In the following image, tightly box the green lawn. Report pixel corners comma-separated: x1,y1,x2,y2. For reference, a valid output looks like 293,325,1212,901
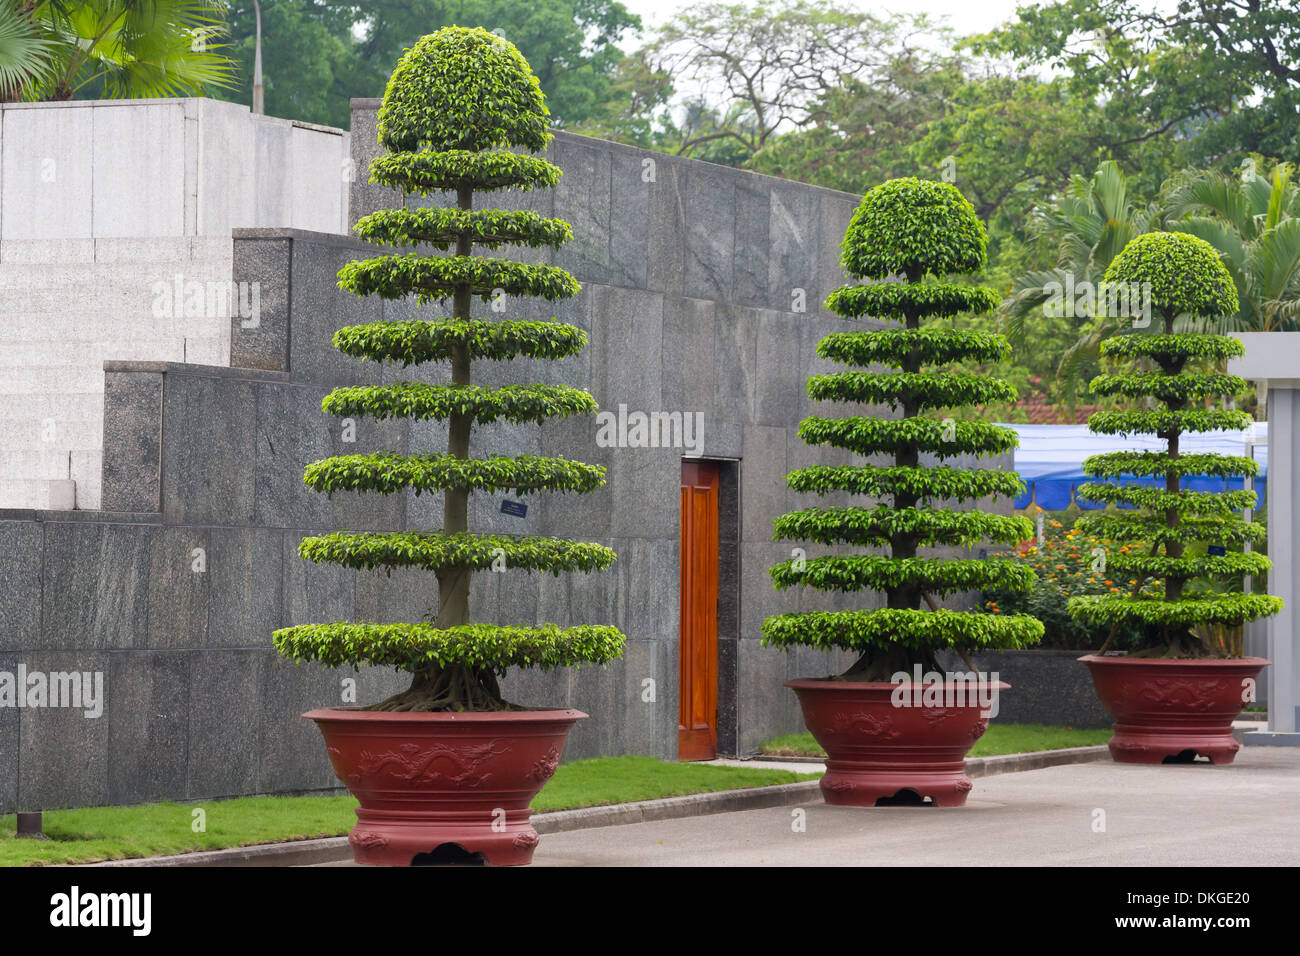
0,756,817,867
760,722,1113,758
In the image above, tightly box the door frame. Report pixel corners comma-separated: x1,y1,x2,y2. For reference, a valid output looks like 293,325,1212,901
677,456,740,759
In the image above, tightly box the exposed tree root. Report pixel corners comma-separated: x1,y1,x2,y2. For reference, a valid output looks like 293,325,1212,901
1124,631,1227,660
364,663,525,712
835,645,944,683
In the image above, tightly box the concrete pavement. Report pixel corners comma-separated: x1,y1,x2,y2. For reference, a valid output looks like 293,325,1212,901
525,747,1300,866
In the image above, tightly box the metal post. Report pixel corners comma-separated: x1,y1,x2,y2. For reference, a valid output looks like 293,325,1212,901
252,0,265,115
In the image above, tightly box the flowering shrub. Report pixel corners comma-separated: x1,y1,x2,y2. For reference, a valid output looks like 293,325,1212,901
980,510,1161,650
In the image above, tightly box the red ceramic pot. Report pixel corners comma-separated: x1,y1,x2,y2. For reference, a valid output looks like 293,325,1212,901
304,707,585,866
787,677,1008,807
1079,655,1268,765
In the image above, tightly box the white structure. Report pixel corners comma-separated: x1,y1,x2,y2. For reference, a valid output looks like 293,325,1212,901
1230,332,1300,744
0,98,351,509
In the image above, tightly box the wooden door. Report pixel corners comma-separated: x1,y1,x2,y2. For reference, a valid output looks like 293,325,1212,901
679,459,719,760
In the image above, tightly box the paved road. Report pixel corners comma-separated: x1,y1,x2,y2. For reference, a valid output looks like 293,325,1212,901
527,748,1300,867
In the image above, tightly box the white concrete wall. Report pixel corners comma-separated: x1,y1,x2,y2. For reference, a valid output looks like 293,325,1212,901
0,98,350,239
0,99,352,510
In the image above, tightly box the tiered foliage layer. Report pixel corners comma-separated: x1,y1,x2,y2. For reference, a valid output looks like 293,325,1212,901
273,28,625,710
762,178,1044,679
1069,231,1282,656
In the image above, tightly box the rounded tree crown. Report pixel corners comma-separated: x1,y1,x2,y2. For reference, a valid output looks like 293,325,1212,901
377,26,551,154
1102,231,1238,319
840,178,988,280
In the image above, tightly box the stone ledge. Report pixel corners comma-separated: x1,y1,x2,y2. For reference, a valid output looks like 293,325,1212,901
232,227,366,251
103,360,291,383
0,507,161,523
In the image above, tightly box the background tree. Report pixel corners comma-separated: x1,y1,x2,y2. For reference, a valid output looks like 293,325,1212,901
218,0,640,129
0,0,236,101
1164,160,1300,335
1068,231,1282,657
747,46,965,192
976,0,1300,168
761,178,1043,679
272,27,624,711
649,1,933,164
1163,160,1300,413
1000,161,1165,408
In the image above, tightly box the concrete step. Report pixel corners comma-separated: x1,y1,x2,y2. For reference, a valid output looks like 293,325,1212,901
0,338,189,367
1,311,226,338
70,449,101,511
0,423,102,452
0,448,75,479
0,396,104,451
0,478,76,510
0,338,227,371
0,393,103,421
2,289,216,315
0,261,229,290
0,237,228,265
1,366,107,395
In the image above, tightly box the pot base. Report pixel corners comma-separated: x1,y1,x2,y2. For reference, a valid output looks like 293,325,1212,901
1108,725,1242,765
821,760,973,807
348,808,540,867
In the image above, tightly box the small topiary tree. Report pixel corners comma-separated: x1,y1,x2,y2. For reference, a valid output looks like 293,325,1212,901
762,177,1044,679
272,27,625,710
1068,231,1282,655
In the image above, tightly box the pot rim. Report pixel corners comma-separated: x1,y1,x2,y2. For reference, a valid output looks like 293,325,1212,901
785,677,1011,692
301,706,588,722
1077,654,1270,667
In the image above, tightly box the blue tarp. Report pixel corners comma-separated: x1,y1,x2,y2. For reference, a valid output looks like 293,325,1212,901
996,423,1269,511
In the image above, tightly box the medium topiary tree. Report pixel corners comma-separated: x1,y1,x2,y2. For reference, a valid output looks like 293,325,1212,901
762,177,1044,679
272,26,625,710
1069,231,1282,655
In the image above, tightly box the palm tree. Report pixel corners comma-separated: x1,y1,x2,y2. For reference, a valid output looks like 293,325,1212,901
1163,161,1300,333
1000,160,1160,407
0,1,235,102
1162,161,1300,410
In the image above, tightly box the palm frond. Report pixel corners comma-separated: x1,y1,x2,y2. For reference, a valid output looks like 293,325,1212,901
0,4,60,100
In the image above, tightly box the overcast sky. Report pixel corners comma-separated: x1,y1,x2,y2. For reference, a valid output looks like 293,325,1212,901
619,0,1028,35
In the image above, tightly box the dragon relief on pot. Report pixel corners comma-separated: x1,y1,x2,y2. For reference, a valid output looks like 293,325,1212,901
826,710,903,740
921,708,957,727
349,830,389,850
326,745,364,789
526,745,562,784
1135,677,1231,711
356,740,513,787
512,831,541,850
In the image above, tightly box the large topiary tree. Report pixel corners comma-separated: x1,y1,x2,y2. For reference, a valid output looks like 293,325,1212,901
762,177,1044,679
273,26,625,710
1069,231,1282,655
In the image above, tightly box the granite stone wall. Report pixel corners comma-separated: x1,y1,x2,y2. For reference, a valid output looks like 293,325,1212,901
0,109,1065,813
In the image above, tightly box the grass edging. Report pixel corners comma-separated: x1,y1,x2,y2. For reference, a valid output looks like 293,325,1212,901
86,745,1112,867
